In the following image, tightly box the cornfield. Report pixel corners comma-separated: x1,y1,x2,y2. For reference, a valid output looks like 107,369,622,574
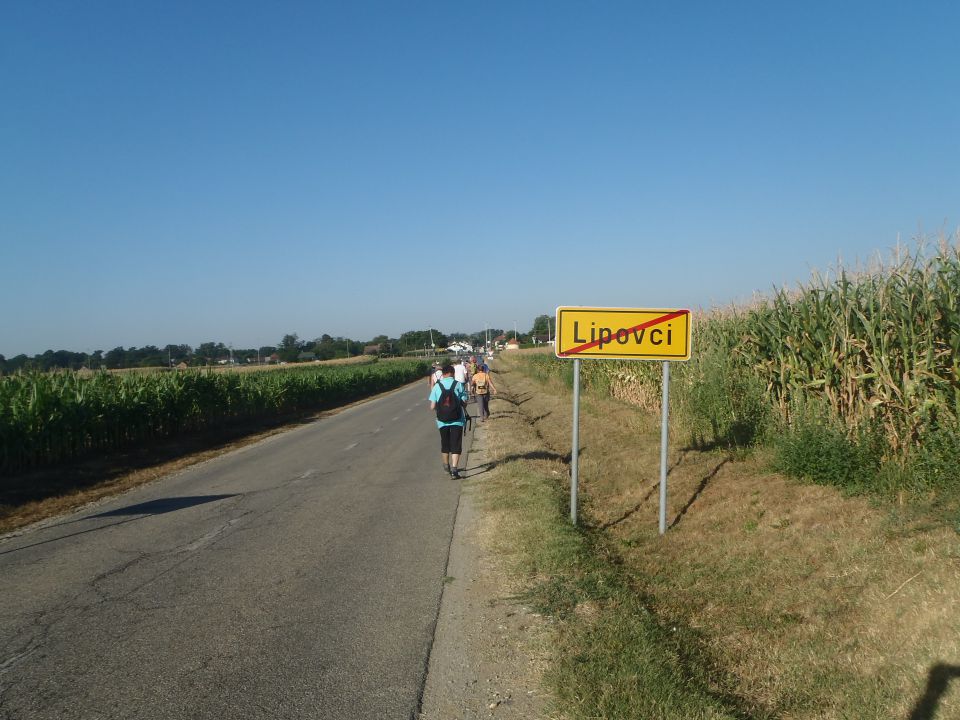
743,242,960,452
523,237,960,462
0,360,429,476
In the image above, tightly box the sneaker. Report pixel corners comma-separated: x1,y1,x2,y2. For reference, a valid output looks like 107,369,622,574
443,464,450,473
451,468,462,479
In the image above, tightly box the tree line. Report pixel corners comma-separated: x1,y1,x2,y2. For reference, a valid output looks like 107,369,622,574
0,321,563,373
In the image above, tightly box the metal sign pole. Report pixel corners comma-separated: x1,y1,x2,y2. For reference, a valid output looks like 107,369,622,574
555,307,692,531
658,360,670,535
571,358,581,525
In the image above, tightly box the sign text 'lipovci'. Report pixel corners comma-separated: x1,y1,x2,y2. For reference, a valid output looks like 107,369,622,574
555,307,692,361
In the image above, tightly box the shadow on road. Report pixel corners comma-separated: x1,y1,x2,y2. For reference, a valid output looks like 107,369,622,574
0,495,239,556
89,495,238,518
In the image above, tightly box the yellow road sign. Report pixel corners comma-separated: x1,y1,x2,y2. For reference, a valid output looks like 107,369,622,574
555,306,692,361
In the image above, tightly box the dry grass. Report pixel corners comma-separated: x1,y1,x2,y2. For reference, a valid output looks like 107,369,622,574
494,353,960,718
479,365,743,718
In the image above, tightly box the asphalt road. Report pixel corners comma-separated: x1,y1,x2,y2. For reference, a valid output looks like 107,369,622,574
0,381,470,720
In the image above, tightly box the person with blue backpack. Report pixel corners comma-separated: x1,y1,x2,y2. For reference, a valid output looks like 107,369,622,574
428,363,469,478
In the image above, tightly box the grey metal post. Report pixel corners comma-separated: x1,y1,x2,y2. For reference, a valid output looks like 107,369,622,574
658,361,670,535
571,358,581,525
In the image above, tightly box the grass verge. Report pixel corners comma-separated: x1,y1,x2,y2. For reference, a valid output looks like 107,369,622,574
479,369,746,719
478,354,960,719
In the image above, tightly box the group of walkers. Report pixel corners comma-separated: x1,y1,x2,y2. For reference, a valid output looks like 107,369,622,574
427,356,497,479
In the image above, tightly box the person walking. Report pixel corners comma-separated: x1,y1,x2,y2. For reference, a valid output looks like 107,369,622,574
454,357,468,387
427,361,442,388
429,364,469,478
471,363,497,422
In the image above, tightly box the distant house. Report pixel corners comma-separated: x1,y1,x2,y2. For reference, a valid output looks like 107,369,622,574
364,344,382,356
176,361,189,370
504,339,521,350
269,353,280,364
298,351,318,362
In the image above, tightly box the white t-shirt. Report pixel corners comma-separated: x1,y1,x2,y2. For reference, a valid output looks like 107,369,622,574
454,363,468,383
432,369,443,384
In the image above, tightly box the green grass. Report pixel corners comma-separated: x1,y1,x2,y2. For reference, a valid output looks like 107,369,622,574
480,462,747,719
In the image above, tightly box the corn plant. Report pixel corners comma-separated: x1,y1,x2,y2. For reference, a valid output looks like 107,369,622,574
516,236,960,465
0,360,429,476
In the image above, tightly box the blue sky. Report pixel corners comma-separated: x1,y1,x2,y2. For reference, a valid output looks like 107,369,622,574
2,1,958,356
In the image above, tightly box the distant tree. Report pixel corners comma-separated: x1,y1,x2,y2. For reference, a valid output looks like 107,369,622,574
5,354,30,373
365,335,398,356
230,347,258,364
162,344,192,366
136,345,164,367
278,333,304,362
398,329,448,354
530,315,553,337
309,336,363,360
312,339,336,361
32,349,87,371
104,347,126,369
468,329,504,349
195,342,227,365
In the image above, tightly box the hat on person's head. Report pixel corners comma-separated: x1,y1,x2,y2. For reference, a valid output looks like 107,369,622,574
481,364,489,372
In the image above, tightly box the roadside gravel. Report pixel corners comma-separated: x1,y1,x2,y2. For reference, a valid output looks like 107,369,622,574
419,420,551,720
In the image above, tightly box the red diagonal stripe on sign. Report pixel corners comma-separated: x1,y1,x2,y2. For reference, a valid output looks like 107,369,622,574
559,310,688,356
